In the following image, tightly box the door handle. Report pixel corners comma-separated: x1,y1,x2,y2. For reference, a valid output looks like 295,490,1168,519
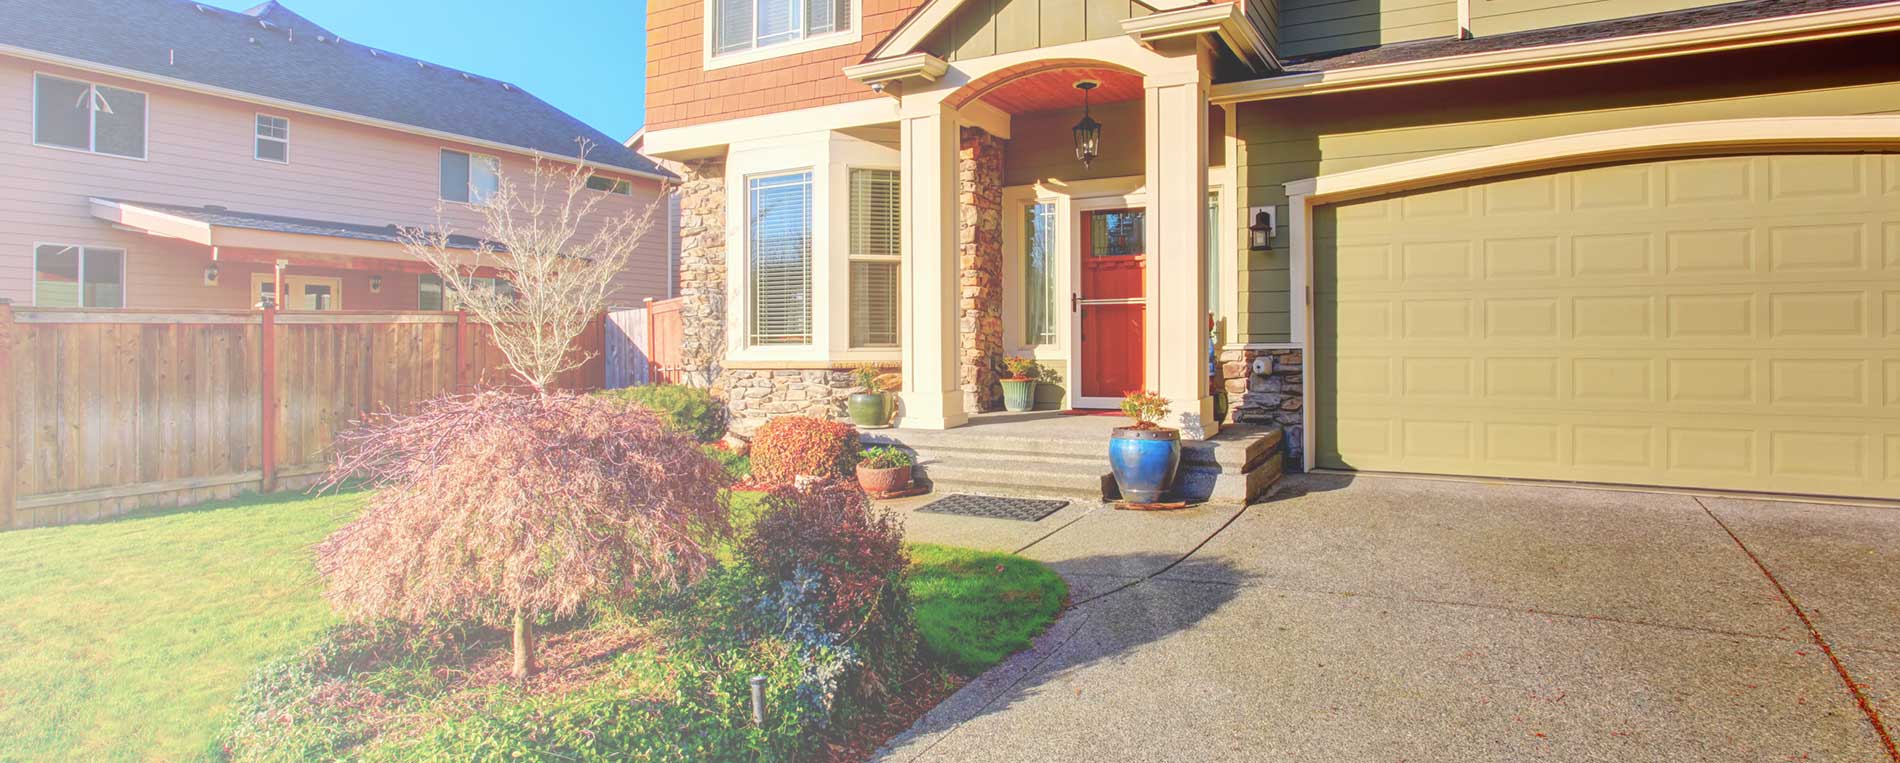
1072,292,1080,313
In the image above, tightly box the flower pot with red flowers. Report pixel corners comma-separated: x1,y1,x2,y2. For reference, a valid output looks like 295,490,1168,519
1108,390,1179,504
855,445,915,494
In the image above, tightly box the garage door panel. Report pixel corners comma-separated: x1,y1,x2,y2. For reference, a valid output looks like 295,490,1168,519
1317,152,1900,500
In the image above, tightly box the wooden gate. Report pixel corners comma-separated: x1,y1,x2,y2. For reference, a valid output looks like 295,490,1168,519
646,297,685,385
602,297,686,388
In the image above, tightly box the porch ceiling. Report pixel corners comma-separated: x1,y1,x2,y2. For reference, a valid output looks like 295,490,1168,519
977,67,1144,114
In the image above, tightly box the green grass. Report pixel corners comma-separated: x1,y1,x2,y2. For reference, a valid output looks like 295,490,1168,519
907,543,1068,674
0,490,363,763
0,491,1064,762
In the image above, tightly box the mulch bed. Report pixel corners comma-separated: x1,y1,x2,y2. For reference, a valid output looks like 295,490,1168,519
820,667,968,763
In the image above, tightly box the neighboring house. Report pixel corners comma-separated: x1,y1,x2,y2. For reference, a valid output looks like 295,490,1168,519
642,0,1900,501
0,0,673,314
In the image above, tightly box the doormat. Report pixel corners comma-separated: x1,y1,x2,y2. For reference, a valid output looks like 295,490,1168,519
916,494,1068,522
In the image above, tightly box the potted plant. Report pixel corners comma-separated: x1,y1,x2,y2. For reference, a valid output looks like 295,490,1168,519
1108,390,1180,504
855,445,915,495
846,363,893,428
1001,356,1057,412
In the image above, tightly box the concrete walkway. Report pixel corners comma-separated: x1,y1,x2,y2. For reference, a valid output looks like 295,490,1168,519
879,474,1900,763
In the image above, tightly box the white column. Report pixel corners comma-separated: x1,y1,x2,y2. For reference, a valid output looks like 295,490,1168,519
1145,66,1215,438
897,104,967,429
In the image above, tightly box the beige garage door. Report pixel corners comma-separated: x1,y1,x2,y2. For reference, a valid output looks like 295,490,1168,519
1315,152,1900,500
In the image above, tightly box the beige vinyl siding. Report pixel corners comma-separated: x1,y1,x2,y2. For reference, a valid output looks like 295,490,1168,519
1003,100,1144,186
1469,0,1721,37
1314,152,1900,499
1277,0,1457,59
0,55,669,309
1233,36,1900,343
925,0,1151,60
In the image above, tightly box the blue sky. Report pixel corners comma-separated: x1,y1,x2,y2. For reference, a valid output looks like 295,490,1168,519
207,0,649,139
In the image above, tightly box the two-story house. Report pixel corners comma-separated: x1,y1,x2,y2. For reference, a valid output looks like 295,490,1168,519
642,0,1900,501
1,0,672,315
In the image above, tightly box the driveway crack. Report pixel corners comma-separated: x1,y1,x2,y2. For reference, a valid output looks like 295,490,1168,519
1697,496,1898,762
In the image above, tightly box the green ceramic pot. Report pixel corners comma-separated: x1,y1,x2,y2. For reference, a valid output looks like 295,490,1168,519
847,392,892,428
1001,379,1037,412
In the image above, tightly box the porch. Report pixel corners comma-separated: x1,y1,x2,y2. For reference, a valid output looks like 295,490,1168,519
863,411,1285,504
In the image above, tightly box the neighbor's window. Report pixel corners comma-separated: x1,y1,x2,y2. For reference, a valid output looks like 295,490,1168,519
748,171,813,346
1023,202,1056,345
440,149,500,203
255,114,289,163
34,244,124,307
714,0,851,55
586,175,633,195
34,74,146,159
419,273,515,309
848,169,899,348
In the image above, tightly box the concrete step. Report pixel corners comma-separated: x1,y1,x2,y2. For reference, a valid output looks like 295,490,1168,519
908,453,1111,501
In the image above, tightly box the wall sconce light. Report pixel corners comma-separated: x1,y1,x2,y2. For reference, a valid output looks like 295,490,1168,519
203,262,220,286
369,274,383,293
1071,80,1101,168
1247,206,1276,251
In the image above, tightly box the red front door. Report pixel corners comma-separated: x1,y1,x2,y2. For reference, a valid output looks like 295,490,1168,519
1079,208,1145,401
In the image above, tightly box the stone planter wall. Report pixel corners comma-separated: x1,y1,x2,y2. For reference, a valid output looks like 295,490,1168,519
957,127,1005,414
717,364,901,436
1221,348,1305,469
662,156,728,387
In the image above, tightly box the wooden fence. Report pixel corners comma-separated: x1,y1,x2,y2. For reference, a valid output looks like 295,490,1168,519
0,305,604,530
602,296,686,389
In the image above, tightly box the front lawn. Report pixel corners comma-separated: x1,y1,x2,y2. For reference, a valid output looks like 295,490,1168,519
0,489,1063,762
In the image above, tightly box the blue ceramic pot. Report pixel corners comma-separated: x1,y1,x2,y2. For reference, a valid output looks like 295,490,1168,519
1108,426,1181,504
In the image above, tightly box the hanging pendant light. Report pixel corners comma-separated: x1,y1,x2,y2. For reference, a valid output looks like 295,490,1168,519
1072,80,1101,168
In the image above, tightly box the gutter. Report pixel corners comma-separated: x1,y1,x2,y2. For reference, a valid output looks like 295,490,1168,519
1210,0,1900,104
1,43,674,183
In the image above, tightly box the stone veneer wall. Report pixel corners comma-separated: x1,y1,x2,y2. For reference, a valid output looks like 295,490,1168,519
957,127,1005,413
1221,347,1305,469
663,156,728,387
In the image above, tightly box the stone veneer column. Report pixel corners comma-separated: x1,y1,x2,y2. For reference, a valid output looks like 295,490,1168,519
1222,348,1305,469
660,156,727,388
957,127,1005,414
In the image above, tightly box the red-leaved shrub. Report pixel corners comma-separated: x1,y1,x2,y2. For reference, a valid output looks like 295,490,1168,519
747,480,909,635
316,390,732,678
749,416,860,485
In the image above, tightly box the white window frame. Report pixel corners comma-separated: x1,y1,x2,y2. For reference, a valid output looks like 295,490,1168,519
845,165,900,349
743,168,817,348
439,148,501,204
254,113,290,163
31,72,149,161
702,0,862,71
32,242,128,307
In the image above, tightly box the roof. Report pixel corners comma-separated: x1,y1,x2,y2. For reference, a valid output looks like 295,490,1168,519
99,198,490,250
1283,0,1898,72
0,0,667,178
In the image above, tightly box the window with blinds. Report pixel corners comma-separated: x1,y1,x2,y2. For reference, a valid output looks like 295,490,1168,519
1023,202,1057,345
848,169,900,348
749,171,814,346
714,0,851,55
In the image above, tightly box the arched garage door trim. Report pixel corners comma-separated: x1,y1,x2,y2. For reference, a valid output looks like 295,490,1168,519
1282,115,1900,471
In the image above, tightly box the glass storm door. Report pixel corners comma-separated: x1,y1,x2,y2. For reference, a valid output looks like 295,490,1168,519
1078,208,1145,404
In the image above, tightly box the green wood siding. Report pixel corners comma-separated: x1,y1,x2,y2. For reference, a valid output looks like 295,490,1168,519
1471,0,1723,37
1277,0,1456,59
1232,38,1900,343
925,0,1150,60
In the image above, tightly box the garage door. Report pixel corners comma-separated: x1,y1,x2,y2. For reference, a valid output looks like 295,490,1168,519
1315,152,1900,500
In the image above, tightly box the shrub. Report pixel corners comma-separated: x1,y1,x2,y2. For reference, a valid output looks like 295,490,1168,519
858,445,913,469
702,442,751,480
317,391,732,680
597,383,727,443
1120,390,1171,429
749,416,860,485
849,363,882,391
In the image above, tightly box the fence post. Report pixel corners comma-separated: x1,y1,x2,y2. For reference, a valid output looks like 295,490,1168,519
642,297,656,384
454,309,469,389
0,299,14,530
259,305,278,493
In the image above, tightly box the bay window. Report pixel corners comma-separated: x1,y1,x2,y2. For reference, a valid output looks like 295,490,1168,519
748,171,813,346
847,169,899,348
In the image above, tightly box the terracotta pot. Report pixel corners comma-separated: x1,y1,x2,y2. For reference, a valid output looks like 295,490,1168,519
856,462,913,494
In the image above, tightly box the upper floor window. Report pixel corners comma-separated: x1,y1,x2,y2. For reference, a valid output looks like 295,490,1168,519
586,174,633,195
34,74,146,159
255,115,289,163
714,0,851,56
748,171,813,346
34,244,124,307
848,168,899,348
440,149,500,204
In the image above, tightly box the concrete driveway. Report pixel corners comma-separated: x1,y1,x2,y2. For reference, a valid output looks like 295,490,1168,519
881,473,1900,762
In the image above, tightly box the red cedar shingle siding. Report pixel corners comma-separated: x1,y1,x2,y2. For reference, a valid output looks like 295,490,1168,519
644,0,929,131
